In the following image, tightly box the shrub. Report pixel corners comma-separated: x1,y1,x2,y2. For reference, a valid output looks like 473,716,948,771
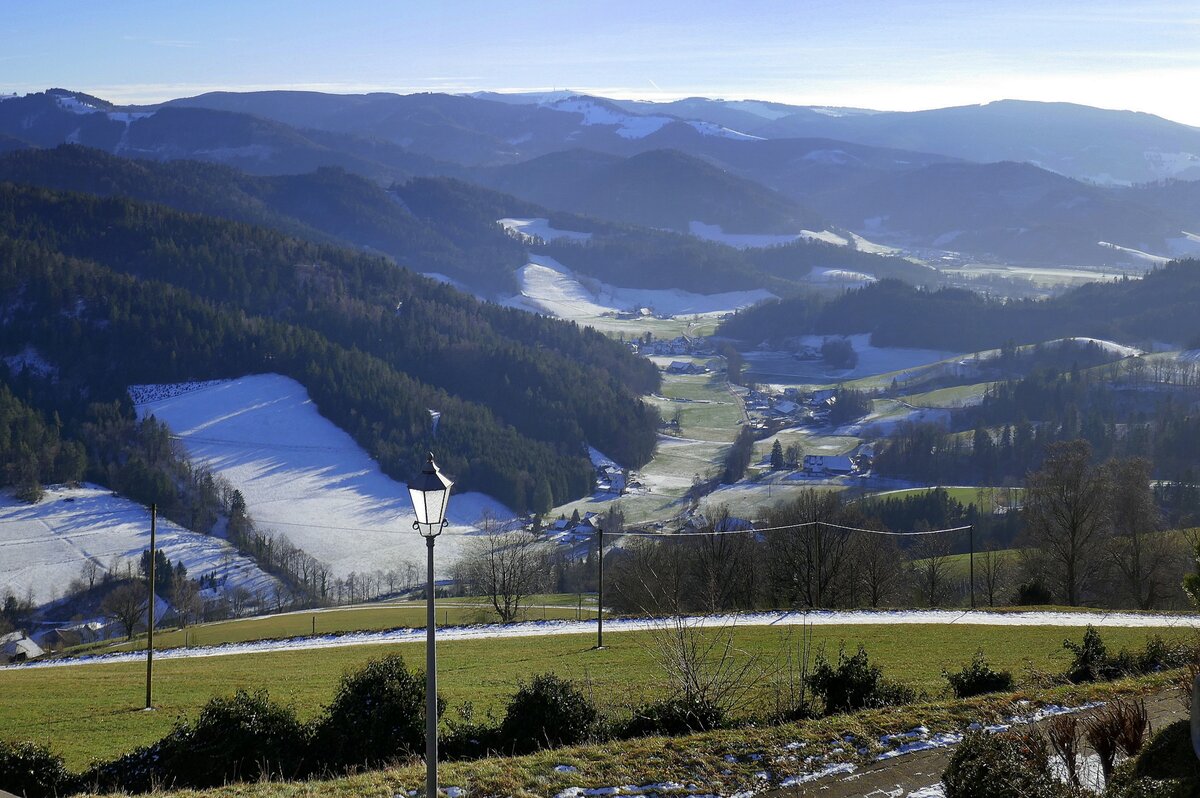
1011,581,1053,605
1063,625,1120,683
1103,719,1200,798
621,696,725,737
88,689,308,791
944,650,1014,698
0,739,71,798
311,654,438,770
808,645,911,714
498,673,598,754
942,729,1070,798
442,701,500,760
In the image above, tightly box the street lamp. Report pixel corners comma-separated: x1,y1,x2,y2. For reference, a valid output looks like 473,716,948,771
407,452,453,798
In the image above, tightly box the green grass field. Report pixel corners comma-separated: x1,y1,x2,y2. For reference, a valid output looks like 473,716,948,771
2,622,1189,768
68,595,603,655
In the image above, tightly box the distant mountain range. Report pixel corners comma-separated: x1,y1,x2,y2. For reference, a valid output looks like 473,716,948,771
3,87,1200,270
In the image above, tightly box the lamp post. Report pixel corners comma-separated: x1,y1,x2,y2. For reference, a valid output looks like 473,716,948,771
407,452,453,798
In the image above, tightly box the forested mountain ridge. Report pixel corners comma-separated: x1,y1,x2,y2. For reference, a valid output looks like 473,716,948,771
477,148,827,234
0,234,595,513
0,181,663,505
719,261,1200,351
0,146,528,294
0,145,927,296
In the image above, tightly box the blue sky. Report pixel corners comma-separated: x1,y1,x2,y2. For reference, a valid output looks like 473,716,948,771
4,0,1199,124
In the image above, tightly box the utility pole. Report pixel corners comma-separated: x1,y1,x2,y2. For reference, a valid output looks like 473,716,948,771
815,522,823,609
596,523,604,649
969,525,976,609
146,503,156,710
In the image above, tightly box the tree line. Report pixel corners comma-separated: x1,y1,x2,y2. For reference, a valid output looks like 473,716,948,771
719,263,1200,351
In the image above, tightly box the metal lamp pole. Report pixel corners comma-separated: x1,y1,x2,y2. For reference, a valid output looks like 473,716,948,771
408,453,453,798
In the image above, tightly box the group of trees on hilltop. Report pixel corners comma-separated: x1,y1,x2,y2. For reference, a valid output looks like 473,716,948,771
875,364,1200,492
720,262,1200,350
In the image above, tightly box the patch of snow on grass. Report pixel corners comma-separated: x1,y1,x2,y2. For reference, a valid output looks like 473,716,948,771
778,762,856,786
132,375,511,580
498,217,593,243
0,484,277,606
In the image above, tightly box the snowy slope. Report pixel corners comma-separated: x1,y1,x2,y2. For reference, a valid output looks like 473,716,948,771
506,254,775,320
498,217,593,243
547,97,673,139
0,484,277,606
132,375,511,579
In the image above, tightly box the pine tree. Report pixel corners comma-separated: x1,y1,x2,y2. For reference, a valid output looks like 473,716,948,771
770,439,785,470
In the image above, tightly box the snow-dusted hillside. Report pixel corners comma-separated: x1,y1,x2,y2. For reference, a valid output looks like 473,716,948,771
506,254,775,320
498,217,593,243
0,484,276,606
132,375,511,579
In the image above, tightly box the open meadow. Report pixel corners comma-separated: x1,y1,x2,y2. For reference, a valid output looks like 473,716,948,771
3,621,1192,768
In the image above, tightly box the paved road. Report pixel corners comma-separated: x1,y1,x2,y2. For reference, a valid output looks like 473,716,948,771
771,690,1184,797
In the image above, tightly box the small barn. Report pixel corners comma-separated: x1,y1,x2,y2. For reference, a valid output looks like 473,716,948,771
1,631,44,663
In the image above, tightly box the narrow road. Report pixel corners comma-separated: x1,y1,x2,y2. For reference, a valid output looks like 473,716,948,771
771,690,1184,797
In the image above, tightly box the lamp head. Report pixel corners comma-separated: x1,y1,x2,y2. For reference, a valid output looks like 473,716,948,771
407,452,453,537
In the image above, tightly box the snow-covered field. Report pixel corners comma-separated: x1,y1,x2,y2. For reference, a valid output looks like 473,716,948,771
743,334,960,385
687,221,861,250
806,267,877,288
1097,240,1171,265
836,404,952,436
0,484,276,606
14,607,1199,669
132,375,511,580
506,254,775,320
498,217,593,243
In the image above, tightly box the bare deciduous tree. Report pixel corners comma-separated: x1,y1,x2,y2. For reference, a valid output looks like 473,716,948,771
911,532,954,607
687,505,757,612
460,515,549,622
1022,440,1110,606
764,489,852,608
102,582,148,640
1105,457,1173,609
853,533,905,608
979,545,1008,607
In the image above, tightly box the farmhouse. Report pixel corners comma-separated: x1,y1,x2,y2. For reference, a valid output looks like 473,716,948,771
1,630,44,663
802,454,856,476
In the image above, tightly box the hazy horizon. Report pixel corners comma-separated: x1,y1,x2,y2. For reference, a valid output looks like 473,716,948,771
3,0,1199,126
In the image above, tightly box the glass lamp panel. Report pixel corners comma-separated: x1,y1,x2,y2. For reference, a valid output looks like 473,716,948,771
408,486,431,525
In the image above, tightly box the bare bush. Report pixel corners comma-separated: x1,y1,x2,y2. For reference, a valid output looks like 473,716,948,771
1046,714,1081,787
644,613,766,722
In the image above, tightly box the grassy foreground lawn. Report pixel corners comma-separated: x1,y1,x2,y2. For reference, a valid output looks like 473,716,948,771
2,622,1191,768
